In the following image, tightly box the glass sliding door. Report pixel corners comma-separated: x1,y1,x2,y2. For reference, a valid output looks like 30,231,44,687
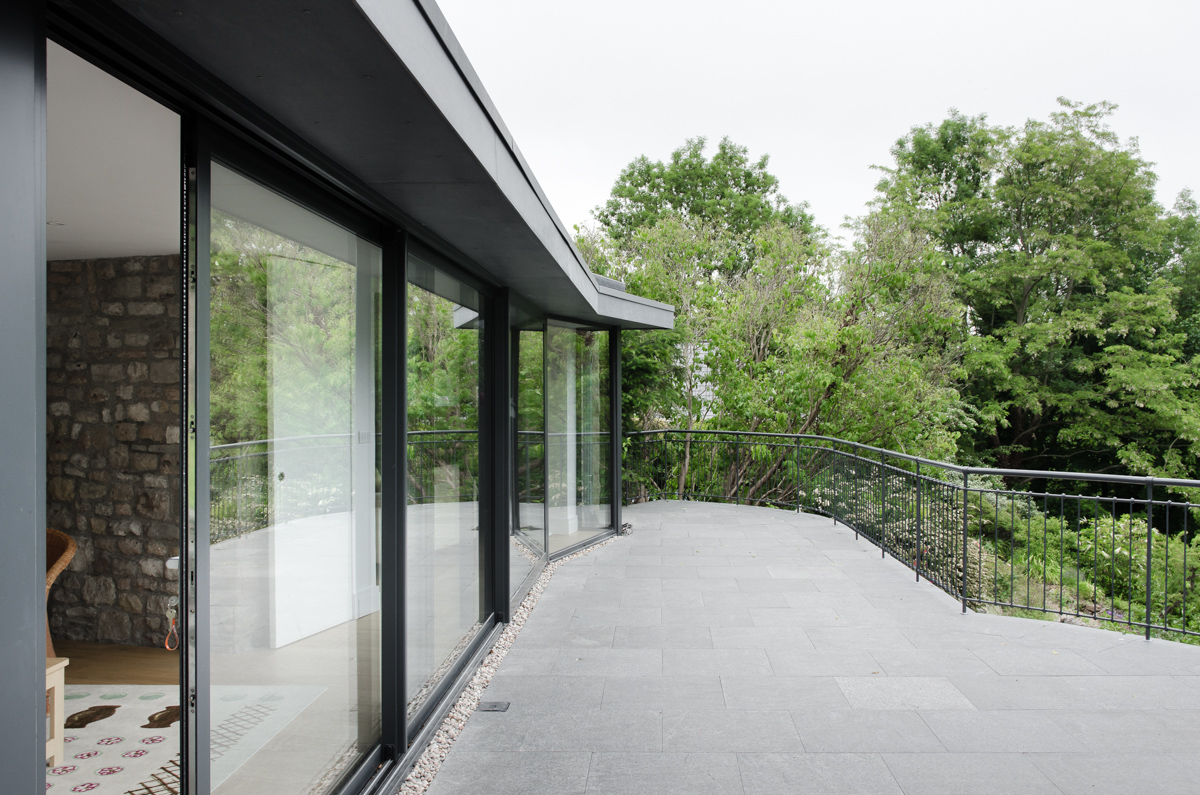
511,324,546,594
208,163,382,795
546,324,612,554
405,252,484,724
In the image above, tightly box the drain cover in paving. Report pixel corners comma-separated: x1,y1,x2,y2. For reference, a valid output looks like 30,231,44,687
478,702,510,712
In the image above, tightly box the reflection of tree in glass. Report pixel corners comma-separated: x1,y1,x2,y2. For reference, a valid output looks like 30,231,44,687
545,327,610,512
515,331,545,508
210,211,356,443
406,284,481,503
209,211,357,537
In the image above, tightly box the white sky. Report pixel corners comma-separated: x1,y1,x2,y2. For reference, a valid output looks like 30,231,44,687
435,0,1198,240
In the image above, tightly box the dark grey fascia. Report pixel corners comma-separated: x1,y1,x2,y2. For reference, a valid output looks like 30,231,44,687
106,0,674,330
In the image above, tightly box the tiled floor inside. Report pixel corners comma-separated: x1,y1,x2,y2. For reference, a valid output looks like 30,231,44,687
428,500,1200,795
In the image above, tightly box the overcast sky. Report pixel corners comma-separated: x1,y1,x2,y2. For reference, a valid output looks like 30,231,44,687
435,0,1198,240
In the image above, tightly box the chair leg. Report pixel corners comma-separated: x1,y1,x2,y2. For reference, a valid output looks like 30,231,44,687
46,614,56,658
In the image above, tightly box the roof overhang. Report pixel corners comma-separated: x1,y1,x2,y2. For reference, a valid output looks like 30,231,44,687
105,0,673,330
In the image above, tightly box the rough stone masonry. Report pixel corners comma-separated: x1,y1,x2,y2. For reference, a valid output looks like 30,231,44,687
46,254,182,647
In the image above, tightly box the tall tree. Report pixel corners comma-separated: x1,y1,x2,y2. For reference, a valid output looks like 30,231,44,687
877,99,1200,478
594,136,818,266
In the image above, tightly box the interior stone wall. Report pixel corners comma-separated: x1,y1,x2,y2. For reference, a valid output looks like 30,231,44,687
46,254,182,647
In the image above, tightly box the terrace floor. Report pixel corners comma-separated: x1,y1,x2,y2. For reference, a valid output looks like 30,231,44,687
428,501,1200,795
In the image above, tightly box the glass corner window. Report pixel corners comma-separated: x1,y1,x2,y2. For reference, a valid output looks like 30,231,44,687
546,324,612,554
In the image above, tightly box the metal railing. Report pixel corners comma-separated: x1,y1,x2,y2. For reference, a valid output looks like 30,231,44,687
209,433,356,544
407,430,480,505
624,429,1200,640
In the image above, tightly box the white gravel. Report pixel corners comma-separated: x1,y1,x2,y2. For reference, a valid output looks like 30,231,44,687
396,536,617,794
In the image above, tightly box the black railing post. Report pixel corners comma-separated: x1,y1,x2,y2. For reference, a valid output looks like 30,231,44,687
915,462,922,582
851,449,858,534
1145,479,1154,640
961,470,969,613
734,435,741,506
880,450,887,558
831,446,838,527
794,435,801,513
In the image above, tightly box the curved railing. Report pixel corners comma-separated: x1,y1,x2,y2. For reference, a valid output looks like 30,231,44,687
210,434,357,543
624,429,1200,641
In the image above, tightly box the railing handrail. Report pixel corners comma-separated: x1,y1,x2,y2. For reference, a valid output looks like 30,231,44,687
211,433,354,453
626,429,1200,490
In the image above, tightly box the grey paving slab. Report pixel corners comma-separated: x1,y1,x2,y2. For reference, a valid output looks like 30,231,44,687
660,577,742,592
572,606,661,627
702,591,791,609
581,578,662,593
496,645,560,676
768,565,854,580
806,627,918,650
620,589,705,609
792,709,946,752
626,566,699,579
898,625,1022,650
584,753,745,795
1046,708,1200,752
663,648,774,677
612,625,713,649
709,626,817,651
749,606,842,627
722,676,851,711
425,751,590,795
701,565,773,578
881,752,1062,795
601,675,726,710
1079,637,1200,675
835,677,976,710
518,624,616,649
767,649,885,677
428,502,1200,795
551,648,663,677
951,674,1200,710
869,649,998,678
481,675,607,712
520,710,663,752
661,606,755,627
736,577,823,593
971,645,1110,676
738,753,903,794
1016,621,1143,651
663,709,803,752
1030,752,1200,795
919,709,1086,752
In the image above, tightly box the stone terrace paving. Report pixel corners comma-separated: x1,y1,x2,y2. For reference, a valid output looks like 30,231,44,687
428,501,1200,795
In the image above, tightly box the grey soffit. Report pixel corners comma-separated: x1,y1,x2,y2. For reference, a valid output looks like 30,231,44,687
110,0,673,330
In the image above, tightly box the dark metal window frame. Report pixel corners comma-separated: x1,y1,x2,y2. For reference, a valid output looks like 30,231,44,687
543,318,622,561
9,2,629,793
31,18,506,795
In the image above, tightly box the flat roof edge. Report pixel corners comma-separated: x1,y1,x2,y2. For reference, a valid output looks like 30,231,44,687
595,285,675,330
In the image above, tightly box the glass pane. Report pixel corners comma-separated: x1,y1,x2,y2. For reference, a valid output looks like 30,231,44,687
546,325,611,554
405,254,484,724
512,327,545,592
208,163,382,795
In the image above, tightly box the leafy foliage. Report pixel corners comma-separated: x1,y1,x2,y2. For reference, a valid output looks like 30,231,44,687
594,136,818,271
876,100,1200,478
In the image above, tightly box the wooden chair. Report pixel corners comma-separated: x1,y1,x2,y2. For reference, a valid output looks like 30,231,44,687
46,528,76,658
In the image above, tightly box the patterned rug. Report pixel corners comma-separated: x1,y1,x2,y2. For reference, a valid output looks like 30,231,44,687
49,685,324,794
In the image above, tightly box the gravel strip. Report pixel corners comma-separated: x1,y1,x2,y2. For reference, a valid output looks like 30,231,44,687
397,535,618,794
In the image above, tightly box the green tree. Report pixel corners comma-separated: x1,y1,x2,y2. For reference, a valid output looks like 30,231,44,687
594,136,818,264
707,212,965,459
877,99,1200,478
1164,190,1200,358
